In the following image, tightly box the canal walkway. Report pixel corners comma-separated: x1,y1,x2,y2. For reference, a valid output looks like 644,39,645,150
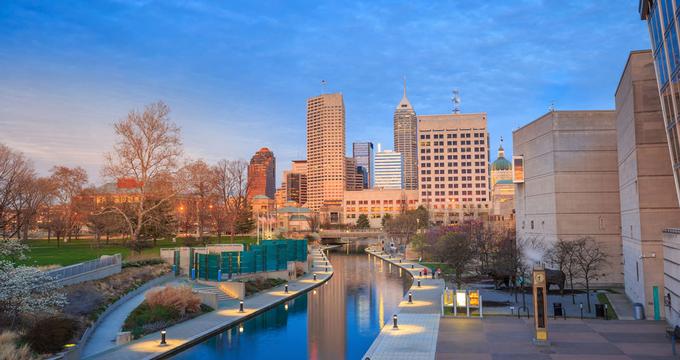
362,249,444,360
86,246,334,360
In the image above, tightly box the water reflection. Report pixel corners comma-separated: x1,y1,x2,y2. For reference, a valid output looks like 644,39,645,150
172,244,410,360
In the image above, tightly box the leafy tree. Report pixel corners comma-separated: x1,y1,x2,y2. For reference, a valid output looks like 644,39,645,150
356,214,370,229
414,205,429,229
235,203,254,234
0,239,29,263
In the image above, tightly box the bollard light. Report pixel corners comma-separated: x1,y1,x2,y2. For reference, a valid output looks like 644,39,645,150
604,304,609,320
285,284,289,293
408,292,413,304
326,267,328,272
411,264,414,269
417,279,421,287
579,303,584,319
392,314,398,329
160,330,167,345
314,273,317,281
419,271,422,277
239,300,244,313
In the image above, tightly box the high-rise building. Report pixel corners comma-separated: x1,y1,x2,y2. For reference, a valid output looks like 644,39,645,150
352,141,373,188
640,1,680,206
616,50,680,320
417,113,490,225
284,160,307,206
246,147,276,201
374,144,403,189
394,82,418,190
345,157,364,191
306,93,345,211
514,110,622,286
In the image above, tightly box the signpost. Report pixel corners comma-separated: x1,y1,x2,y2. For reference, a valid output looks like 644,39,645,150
532,266,549,345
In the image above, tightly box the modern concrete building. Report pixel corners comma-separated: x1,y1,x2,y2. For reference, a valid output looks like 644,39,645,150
616,49,680,320
417,113,490,225
247,147,276,201
353,141,373,188
639,1,680,325
513,110,623,286
306,93,346,211
490,142,515,225
374,145,403,190
394,83,418,190
343,189,419,228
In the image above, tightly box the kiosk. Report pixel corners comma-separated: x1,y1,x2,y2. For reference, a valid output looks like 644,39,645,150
532,266,549,345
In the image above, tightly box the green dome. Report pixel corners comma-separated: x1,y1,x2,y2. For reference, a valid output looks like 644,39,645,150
492,156,511,171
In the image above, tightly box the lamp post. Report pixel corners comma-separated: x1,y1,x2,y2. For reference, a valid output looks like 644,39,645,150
408,292,413,304
313,273,317,281
284,284,289,294
239,300,244,313
392,314,398,329
160,330,167,346
417,279,421,288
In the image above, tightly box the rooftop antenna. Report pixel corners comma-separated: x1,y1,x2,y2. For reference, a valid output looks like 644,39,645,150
403,75,407,97
452,89,461,114
321,79,327,93
548,100,556,112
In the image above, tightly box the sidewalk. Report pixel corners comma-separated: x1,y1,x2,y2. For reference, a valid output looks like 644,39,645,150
362,249,444,360
82,278,183,358
86,247,334,360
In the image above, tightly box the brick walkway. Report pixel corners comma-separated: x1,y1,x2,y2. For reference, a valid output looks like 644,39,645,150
86,247,333,360
362,249,444,360
436,317,675,359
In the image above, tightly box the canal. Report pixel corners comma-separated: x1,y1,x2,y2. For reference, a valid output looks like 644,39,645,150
171,244,410,360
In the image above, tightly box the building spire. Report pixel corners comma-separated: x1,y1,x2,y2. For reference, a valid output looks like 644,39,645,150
403,75,407,97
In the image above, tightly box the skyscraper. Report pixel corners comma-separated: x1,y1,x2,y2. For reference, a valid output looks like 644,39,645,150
417,113,489,224
247,147,276,201
306,93,346,211
374,144,403,189
394,81,418,190
345,157,364,191
284,160,307,206
352,141,373,188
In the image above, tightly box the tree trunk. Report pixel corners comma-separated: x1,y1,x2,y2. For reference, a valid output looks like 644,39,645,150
585,275,592,313
570,274,575,304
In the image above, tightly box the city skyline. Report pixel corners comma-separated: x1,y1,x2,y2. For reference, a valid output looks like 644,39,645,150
0,1,648,186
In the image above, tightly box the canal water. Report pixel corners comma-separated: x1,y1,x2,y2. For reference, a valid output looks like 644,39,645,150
171,244,410,360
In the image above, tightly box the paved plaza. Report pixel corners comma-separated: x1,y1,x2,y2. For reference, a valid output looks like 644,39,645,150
436,317,676,360
362,249,445,360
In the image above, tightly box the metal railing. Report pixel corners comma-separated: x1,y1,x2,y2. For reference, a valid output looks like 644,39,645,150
45,253,122,281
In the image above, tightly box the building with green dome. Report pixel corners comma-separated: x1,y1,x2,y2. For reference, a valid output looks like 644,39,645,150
490,141,514,224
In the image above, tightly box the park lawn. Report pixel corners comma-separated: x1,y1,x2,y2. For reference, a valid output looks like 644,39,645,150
20,235,259,267
420,261,453,274
596,293,619,320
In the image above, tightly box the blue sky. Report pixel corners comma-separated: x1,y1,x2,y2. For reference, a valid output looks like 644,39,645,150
0,1,649,185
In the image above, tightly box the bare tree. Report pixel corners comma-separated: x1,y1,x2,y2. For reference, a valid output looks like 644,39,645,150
101,101,184,245
0,144,34,239
545,239,581,301
183,160,215,242
212,159,249,241
433,230,475,287
306,212,321,233
11,176,53,240
49,166,88,242
573,237,608,312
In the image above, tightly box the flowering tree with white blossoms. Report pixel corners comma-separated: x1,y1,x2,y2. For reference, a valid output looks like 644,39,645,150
0,240,66,327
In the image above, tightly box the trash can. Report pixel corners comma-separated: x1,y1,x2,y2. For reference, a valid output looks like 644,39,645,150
595,304,605,318
633,303,645,320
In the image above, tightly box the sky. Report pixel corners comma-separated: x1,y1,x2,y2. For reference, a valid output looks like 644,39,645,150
0,0,649,186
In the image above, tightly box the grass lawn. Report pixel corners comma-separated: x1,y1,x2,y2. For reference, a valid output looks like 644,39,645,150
19,235,258,267
420,261,453,274
596,293,619,320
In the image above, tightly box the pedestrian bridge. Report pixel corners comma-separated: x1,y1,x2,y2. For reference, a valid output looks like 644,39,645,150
319,228,384,242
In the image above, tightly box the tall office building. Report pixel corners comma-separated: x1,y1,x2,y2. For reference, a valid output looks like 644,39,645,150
374,144,403,189
417,113,490,225
246,147,276,201
352,141,373,188
306,93,346,211
284,160,307,206
640,1,680,206
345,157,364,191
394,83,418,190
